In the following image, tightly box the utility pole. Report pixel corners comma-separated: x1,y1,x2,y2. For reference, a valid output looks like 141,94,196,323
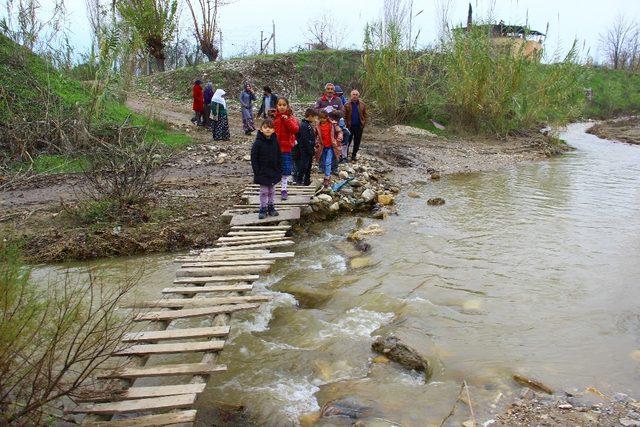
272,20,276,54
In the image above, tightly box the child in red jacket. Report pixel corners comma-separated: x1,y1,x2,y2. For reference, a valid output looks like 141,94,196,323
271,97,299,200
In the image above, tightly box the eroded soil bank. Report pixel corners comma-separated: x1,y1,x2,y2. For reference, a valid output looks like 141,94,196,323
587,116,640,145
0,91,567,263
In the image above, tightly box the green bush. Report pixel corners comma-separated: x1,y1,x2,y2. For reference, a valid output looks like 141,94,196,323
582,66,640,118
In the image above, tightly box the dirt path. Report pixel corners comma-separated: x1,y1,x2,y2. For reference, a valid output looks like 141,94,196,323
1,91,566,263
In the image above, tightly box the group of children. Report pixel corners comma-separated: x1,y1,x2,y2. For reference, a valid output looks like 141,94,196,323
250,97,351,219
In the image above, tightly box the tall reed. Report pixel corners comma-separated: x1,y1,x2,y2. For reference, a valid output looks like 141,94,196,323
441,25,584,135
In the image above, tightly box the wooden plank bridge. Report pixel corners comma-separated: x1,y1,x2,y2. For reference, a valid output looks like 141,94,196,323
70,183,313,426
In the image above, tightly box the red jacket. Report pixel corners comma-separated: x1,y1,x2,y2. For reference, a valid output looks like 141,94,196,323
273,110,299,153
192,84,204,112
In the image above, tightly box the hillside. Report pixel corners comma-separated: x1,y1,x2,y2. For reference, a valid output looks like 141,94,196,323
135,50,363,101
0,34,190,173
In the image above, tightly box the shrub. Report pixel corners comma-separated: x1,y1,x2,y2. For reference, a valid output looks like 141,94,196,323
0,242,135,424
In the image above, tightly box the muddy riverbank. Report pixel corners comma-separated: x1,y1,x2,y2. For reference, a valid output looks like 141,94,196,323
0,91,565,264
587,116,640,145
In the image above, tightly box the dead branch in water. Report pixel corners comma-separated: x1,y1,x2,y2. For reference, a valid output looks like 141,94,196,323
439,381,465,427
464,380,476,427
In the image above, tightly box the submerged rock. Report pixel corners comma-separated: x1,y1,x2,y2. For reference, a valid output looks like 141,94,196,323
427,197,445,206
407,191,420,198
350,257,373,269
371,334,432,379
320,397,375,419
430,171,441,180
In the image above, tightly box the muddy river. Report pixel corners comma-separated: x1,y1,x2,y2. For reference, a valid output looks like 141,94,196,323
33,123,640,426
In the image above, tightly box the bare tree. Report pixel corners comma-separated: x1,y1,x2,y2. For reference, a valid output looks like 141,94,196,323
1,0,67,51
0,242,137,425
184,0,230,61
600,14,637,70
306,13,346,50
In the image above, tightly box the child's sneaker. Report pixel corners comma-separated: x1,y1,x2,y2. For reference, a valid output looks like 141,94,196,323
258,207,267,220
281,190,288,200
323,177,330,188
267,204,279,216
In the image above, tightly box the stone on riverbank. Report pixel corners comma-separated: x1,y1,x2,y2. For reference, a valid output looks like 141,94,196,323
371,334,432,379
377,194,394,206
361,188,376,202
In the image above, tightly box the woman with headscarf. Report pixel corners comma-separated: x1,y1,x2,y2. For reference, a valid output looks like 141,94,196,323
211,89,230,141
203,82,214,129
240,83,257,135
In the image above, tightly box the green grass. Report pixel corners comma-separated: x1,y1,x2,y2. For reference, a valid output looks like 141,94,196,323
0,34,192,171
582,67,640,118
29,155,88,174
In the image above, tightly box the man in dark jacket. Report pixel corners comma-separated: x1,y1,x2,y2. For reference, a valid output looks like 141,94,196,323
258,86,279,119
314,83,345,117
251,119,281,218
295,108,319,186
344,89,368,162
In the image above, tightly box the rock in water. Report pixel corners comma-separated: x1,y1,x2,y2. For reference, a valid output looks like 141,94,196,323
512,374,554,394
407,191,420,198
321,398,375,419
427,197,445,206
371,335,432,379
350,257,373,269
430,171,441,180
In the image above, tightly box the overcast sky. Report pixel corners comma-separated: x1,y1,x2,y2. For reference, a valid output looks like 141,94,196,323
19,0,640,62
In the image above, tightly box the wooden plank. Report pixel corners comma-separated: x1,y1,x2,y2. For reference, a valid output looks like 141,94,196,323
198,248,270,254
114,340,225,356
127,295,272,309
134,303,260,322
214,240,294,251
218,235,286,242
175,252,295,262
98,362,227,379
122,326,230,343
215,237,287,246
246,195,311,204
173,274,259,284
79,384,207,402
227,231,286,236
180,260,274,268
69,393,197,414
176,265,270,277
162,284,253,294
83,409,197,426
230,225,291,230
230,207,300,226
233,204,307,208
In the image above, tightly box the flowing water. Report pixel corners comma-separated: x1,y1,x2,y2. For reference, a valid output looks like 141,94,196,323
34,123,640,426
